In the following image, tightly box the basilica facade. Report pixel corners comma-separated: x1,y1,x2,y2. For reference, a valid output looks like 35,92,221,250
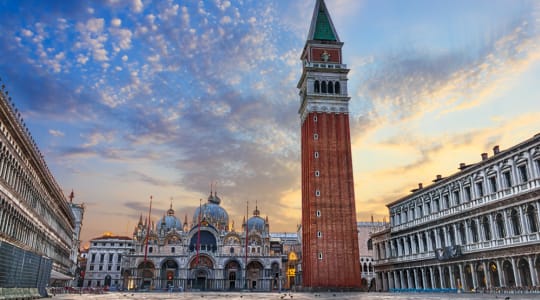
371,133,540,292
121,193,297,291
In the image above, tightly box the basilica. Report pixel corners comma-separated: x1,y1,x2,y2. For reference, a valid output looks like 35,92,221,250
120,192,299,291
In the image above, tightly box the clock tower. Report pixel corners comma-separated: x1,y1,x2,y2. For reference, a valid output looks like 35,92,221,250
297,0,361,289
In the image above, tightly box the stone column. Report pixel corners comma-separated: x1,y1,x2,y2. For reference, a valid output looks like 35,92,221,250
496,260,506,287
471,263,478,291
458,264,464,291
528,255,538,286
399,270,405,289
449,265,456,289
430,266,436,289
511,257,521,287
437,266,443,288
503,209,511,238
519,205,527,234
483,261,491,289
413,268,419,289
421,267,427,290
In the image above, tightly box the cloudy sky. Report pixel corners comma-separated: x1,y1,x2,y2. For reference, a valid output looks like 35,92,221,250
1,0,539,246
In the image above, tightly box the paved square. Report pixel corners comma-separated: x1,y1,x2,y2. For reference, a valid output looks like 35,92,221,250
50,291,540,300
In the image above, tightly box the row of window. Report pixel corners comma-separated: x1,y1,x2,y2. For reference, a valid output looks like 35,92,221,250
90,253,122,264
313,80,341,94
88,264,121,272
377,203,540,260
392,159,540,226
92,242,132,247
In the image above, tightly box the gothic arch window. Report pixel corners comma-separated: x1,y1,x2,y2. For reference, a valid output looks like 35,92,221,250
367,238,373,250
459,223,467,245
471,220,479,243
430,231,436,251
526,204,538,232
496,213,506,238
321,81,327,93
334,81,340,94
511,209,522,235
438,228,445,248
314,80,320,93
482,216,492,240
449,227,456,246
328,81,334,93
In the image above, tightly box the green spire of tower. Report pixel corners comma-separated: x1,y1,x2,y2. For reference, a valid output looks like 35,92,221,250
313,2,337,41
307,0,340,42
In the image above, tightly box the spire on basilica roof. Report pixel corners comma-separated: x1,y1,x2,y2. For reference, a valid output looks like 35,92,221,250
307,0,340,42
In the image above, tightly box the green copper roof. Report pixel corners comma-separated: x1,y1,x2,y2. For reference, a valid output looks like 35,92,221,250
313,5,336,41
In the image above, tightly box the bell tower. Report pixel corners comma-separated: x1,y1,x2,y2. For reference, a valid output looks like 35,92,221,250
297,0,361,289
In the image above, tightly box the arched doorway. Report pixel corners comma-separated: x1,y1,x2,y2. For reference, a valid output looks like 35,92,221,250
104,275,112,288
270,262,280,290
488,262,500,287
476,263,486,289
224,260,241,290
161,259,179,289
503,260,515,287
189,255,214,291
425,268,432,289
443,267,451,288
246,261,264,290
464,265,474,291
137,261,155,290
452,266,461,290
416,268,424,289
433,268,441,289
518,258,532,287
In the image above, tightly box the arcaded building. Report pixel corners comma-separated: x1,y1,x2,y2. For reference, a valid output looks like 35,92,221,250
0,82,78,297
121,194,300,291
297,0,361,289
371,133,540,292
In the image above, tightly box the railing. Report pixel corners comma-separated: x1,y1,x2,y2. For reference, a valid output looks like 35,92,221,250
304,62,347,69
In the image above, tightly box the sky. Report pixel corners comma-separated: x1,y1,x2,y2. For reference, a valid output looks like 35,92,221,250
1,0,539,247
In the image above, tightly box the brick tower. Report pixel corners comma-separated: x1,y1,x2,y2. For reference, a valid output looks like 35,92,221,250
297,0,361,289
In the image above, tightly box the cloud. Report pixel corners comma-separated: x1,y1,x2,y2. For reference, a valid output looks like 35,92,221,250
49,129,65,137
356,5,540,123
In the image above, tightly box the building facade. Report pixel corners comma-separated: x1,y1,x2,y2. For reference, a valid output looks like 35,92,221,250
371,133,540,293
121,194,299,291
357,221,388,291
0,81,77,297
68,191,85,287
297,0,361,289
83,233,134,289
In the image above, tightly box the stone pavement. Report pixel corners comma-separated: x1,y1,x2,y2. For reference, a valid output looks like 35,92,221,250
50,291,540,300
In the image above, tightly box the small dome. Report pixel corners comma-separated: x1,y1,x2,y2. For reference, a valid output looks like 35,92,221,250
247,205,265,232
247,216,265,232
157,203,182,231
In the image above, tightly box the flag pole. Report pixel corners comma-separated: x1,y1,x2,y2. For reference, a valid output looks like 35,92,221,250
245,201,248,289
196,198,202,265
144,195,153,262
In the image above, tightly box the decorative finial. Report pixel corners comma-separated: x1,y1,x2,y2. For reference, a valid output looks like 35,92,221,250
69,189,75,203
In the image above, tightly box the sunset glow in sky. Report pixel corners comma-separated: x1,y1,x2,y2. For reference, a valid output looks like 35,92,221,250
1,0,539,246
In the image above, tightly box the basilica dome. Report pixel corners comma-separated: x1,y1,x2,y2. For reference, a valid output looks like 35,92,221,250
157,204,182,231
193,192,229,231
247,206,266,232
